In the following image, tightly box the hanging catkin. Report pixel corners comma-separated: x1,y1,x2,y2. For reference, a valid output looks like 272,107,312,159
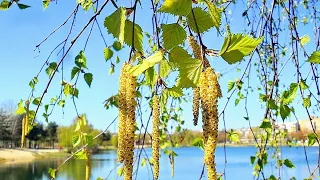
188,36,209,126
187,35,210,69
152,95,160,180
123,64,137,180
199,67,221,180
85,150,91,180
21,117,25,148
24,111,29,136
117,64,128,163
192,87,200,126
199,70,209,143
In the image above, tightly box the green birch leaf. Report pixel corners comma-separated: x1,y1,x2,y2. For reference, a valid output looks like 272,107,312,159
192,138,204,150
175,74,196,88
161,23,187,50
84,73,93,87
303,97,311,108
113,41,122,51
300,35,310,46
219,27,231,55
104,47,114,61
203,0,221,31
42,0,50,10
259,119,272,129
187,7,215,33
283,159,295,168
299,79,309,90
178,58,203,86
104,7,126,44
0,0,10,10
58,100,65,107
75,51,87,68
282,83,298,105
250,156,256,165
308,133,317,146
124,20,143,52
227,80,235,92
160,59,171,78
158,0,192,16
84,134,94,146
130,51,163,76
228,131,240,143
117,167,124,176
219,34,264,64
165,86,183,97
32,97,41,106
71,67,80,80
280,103,290,120
307,50,320,64
17,3,30,9
45,62,58,77
73,150,87,159
72,135,81,148
48,168,57,179
145,67,158,88
16,100,25,115
109,65,115,75
141,158,147,167
169,46,191,68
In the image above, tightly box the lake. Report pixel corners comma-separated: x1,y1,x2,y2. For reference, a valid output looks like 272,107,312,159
0,146,319,180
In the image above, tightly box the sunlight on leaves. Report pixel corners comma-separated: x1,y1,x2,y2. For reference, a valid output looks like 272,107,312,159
158,0,192,16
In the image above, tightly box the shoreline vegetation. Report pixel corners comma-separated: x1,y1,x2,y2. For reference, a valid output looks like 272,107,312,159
1,142,318,165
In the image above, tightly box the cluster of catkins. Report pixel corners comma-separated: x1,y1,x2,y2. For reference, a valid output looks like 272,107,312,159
21,100,30,148
117,63,137,180
152,95,160,180
188,36,222,180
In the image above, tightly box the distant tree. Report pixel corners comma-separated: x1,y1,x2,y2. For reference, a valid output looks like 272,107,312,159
110,134,118,148
57,114,103,150
26,123,45,148
46,122,58,148
289,130,308,142
217,131,227,143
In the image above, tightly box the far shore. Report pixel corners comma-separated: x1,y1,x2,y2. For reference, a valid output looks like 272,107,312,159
0,148,69,164
1,143,318,165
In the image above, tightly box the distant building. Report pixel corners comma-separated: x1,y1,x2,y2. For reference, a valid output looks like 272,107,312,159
277,116,320,133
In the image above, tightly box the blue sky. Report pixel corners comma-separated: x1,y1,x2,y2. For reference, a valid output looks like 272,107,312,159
0,0,317,132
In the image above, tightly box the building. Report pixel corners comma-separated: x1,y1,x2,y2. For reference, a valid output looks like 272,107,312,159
277,116,320,133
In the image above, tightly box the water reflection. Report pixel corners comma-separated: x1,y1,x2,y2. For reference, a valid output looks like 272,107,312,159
0,147,318,180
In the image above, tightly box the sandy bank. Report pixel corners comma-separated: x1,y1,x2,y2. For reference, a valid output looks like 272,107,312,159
0,148,65,164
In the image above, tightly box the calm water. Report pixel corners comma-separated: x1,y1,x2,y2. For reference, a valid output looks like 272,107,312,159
0,147,319,180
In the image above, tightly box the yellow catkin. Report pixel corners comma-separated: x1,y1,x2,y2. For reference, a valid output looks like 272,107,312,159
21,117,25,148
24,113,28,136
123,66,136,180
199,67,221,180
192,88,200,126
187,36,202,59
187,36,211,69
85,150,91,180
152,95,160,180
117,63,129,163
124,153,134,180
24,100,30,136
199,71,209,143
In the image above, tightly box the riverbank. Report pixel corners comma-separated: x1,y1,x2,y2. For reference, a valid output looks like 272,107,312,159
0,148,69,164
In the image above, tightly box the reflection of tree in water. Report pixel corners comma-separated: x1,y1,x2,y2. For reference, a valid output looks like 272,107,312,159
58,158,105,180
0,160,58,180
0,154,111,180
